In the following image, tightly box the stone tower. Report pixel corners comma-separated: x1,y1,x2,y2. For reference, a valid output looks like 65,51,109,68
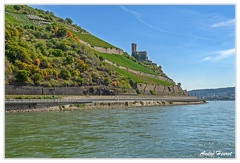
131,43,148,61
132,43,137,54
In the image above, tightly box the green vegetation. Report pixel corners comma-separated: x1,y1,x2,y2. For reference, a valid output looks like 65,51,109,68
65,18,73,24
72,31,116,49
5,12,33,26
97,52,157,75
5,5,118,88
74,103,85,108
5,5,177,94
15,70,31,84
5,95,61,99
114,67,174,86
150,90,156,95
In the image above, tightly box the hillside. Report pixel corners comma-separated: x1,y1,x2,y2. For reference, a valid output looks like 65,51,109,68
188,87,235,100
5,5,187,96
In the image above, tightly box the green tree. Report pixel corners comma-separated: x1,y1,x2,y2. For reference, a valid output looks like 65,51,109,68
39,54,49,68
5,41,31,63
71,70,79,77
66,55,74,64
57,42,67,51
52,49,64,57
76,59,88,72
104,77,111,86
56,26,67,37
33,73,42,85
33,31,42,39
60,69,71,80
13,5,21,10
15,70,31,84
12,28,19,39
99,56,104,61
65,18,73,24
46,25,52,31
76,77,84,85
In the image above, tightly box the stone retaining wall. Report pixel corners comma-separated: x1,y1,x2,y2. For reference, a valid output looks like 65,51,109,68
5,84,188,96
136,84,188,96
78,38,123,54
5,85,135,96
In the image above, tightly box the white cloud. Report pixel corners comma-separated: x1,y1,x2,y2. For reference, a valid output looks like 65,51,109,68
120,6,141,20
201,56,211,61
200,48,235,62
210,19,235,28
120,6,220,43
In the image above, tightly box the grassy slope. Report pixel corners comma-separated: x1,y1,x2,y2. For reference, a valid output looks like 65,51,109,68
6,12,33,26
72,31,116,49
115,67,174,86
97,52,157,75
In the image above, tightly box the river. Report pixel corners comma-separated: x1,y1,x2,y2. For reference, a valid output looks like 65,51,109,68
5,101,235,158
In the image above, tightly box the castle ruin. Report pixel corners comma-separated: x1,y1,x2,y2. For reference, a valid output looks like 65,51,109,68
131,43,148,61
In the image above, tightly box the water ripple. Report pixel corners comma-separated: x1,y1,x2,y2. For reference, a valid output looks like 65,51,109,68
5,101,235,158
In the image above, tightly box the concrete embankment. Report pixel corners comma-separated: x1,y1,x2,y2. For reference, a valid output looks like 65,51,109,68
5,96,206,113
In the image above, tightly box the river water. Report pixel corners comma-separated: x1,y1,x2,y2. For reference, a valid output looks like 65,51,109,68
5,101,235,158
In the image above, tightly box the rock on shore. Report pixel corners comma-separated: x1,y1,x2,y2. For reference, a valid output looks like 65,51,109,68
5,100,206,113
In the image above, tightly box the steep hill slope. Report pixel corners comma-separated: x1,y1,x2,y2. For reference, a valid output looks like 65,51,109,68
5,5,187,96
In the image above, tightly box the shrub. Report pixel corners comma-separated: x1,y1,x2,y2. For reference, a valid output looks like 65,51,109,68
56,26,67,37
104,77,111,86
65,18,73,24
5,41,32,63
66,55,74,64
46,25,52,31
33,73,42,85
76,77,84,85
76,59,88,72
15,70,31,84
14,5,21,10
71,70,79,77
136,89,141,94
99,56,104,61
60,69,71,80
33,31,42,39
52,49,64,57
57,42,68,51
150,90,156,95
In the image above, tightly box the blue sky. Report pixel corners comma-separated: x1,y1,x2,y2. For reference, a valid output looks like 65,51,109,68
29,5,235,90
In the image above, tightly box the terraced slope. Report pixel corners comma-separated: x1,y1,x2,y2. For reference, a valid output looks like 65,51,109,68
96,52,158,75
72,31,116,49
114,67,174,86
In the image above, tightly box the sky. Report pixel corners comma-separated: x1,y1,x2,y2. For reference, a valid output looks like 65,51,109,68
28,4,235,90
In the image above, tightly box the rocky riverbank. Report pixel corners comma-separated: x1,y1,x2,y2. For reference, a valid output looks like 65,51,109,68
5,99,206,113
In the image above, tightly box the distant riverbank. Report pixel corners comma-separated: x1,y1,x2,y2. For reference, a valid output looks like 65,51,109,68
5,95,206,113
